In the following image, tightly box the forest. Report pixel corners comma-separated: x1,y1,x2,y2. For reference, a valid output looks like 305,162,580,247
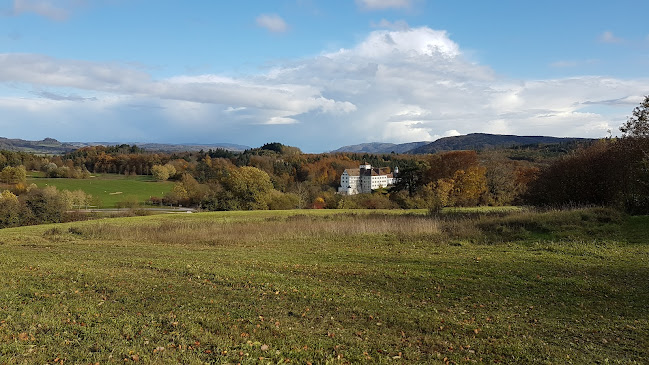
1,96,649,228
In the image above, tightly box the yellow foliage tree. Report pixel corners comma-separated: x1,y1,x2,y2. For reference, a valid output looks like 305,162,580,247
450,166,488,206
0,190,20,228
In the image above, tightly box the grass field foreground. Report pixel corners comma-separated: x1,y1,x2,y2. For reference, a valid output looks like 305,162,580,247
0,208,647,364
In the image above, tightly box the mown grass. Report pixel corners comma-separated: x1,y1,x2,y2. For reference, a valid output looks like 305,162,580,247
0,208,647,364
27,173,174,208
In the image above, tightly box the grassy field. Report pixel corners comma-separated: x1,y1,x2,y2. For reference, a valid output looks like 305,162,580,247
0,208,647,364
27,173,174,208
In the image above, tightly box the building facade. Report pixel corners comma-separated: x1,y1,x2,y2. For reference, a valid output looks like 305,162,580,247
338,163,398,195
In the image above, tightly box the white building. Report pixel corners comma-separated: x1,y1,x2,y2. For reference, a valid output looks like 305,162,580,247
338,163,398,195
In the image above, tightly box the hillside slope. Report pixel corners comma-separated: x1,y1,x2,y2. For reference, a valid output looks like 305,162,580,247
0,137,250,154
0,137,78,154
331,141,429,154
409,133,593,154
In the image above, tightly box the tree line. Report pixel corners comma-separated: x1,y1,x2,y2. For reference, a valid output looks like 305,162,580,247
526,95,649,213
2,96,648,218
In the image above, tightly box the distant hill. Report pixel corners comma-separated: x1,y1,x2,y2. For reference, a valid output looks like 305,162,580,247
0,137,79,154
331,141,429,154
0,137,250,154
408,133,594,154
135,142,250,152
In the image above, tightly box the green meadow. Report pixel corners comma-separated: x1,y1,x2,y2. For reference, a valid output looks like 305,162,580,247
0,208,647,364
27,174,174,208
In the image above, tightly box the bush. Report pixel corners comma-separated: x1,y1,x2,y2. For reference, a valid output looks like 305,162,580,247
338,193,397,209
266,191,300,210
20,186,66,225
116,197,141,209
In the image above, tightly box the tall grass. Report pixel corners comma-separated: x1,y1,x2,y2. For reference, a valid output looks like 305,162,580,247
64,214,442,246
60,207,623,246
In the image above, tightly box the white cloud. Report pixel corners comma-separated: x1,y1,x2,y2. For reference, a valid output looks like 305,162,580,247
264,116,299,125
0,53,355,119
256,14,288,33
0,26,647,151
341,27,461,58
599,31,623,43
12,0,70,21
443,130,461,137
356,0,412,10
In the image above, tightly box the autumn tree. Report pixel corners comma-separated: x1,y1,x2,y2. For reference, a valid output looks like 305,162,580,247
0,165,27,185
223,166,274,210
432,178,454,207
525,139,627,208
20,186,66,225
423,151,479,184
0,190,20,228
449,165,488,206
151,164,170,181
265,190,300,210
480,153,538,206
60,189,92,210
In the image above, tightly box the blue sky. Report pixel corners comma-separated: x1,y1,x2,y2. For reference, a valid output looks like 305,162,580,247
1,0,648,152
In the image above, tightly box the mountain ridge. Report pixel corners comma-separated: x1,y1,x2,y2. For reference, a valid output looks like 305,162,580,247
331,141,429,154
408,133,595,154
0,137,250,154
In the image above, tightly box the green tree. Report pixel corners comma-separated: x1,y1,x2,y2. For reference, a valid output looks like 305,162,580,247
0,165,27,185
617,95,649,212
393,161,427,196
0,190,20,228
224,166,274,210
20,186,66,225
266,190,300,210
620,95,649,138
151,164,170,181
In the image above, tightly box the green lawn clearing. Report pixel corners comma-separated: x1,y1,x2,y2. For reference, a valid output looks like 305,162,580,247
27,174,174,208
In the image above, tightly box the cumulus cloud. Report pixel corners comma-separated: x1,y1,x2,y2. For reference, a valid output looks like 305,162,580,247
0,26,647,150
264,116,299,125
342,27,461,58
356,0,412,10
256,13,288,33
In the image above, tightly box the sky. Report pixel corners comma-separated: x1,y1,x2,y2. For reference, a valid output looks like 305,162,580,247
1,0,648,152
